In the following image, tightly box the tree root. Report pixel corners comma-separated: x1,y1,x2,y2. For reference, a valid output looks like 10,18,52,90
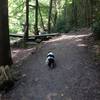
0,65,15,93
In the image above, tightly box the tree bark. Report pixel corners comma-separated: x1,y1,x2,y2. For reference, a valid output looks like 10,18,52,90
53,0,58,27
0,0,13,66
90,0,94,25
24,0,29,41
72,0,77,27
38,3,45,31
34,0,39,35
48,0,53,33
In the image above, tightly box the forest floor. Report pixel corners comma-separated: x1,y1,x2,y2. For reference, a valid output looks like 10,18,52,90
1,28,100,100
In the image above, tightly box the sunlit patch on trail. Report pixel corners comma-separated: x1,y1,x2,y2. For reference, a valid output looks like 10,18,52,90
75,38,82,42
77,43,87,47
46,33,92,43
11,47,36,63
12,48,34,58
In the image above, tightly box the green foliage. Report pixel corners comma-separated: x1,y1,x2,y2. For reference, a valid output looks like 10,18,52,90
8,0,50,34
54,17,71,33
9,0,25,33
92,20,100,39
91,0,100,39
8,0,100,34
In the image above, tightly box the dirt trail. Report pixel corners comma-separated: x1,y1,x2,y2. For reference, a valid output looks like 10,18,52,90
3,29,100,100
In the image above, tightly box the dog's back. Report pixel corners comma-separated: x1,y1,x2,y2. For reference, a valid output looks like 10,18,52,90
46,52,55,68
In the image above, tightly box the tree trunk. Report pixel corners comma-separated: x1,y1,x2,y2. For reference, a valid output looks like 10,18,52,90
90,0,94,25
24,0,29,41
54,11,57,27
0,0,13,66
38,3,45,31
53,0,58,27
72,0,77,27
34,0,39,35
48,0,53,33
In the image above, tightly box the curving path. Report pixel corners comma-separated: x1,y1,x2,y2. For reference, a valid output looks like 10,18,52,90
4,29,100,100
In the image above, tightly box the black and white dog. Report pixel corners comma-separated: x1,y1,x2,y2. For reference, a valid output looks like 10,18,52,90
46,52,55,69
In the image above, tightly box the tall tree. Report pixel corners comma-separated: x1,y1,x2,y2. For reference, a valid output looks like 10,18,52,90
24,0,29,41
34,0,39,35
53,0,58,27
90,0,94,24
38,3,45,31
72,0,77,27
48,0,53,33
0,0,13,80
0,0,12,66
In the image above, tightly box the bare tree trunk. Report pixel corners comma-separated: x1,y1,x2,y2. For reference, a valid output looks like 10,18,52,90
53,0,58,27
24,0,29,41
90,0,94,25
48,0,53,33
72,0,77,27
38,3,45,31
34,0,39,35
54,11,57,27
0,0,13,81
88,0,92,26
0,0,12,66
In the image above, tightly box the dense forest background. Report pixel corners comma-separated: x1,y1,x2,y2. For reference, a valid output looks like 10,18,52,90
8,0,100,34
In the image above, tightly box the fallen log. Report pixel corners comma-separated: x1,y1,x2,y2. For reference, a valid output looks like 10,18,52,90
10,34,23,38
10,33,59,38
10,33,60,45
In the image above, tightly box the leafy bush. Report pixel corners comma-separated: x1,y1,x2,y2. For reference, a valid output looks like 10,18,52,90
92,20,100,39
52,17,71,33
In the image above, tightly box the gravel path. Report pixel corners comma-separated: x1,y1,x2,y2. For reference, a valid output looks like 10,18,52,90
4,30,100,100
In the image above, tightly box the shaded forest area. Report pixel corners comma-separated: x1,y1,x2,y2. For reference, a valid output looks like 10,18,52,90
8,0,100,33
0,0,100,94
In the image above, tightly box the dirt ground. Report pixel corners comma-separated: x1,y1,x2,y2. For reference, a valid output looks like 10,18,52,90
2,29,100,100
